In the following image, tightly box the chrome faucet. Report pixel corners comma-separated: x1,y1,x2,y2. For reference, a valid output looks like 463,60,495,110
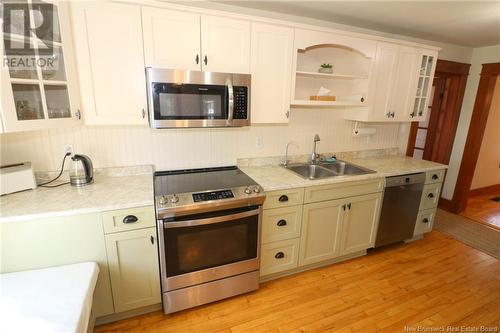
311,134,321,164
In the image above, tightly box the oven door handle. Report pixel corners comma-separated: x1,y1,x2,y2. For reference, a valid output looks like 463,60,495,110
164,208,259,229
226,77,234,126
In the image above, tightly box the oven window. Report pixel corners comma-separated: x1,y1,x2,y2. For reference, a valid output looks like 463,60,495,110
153,83,228,120
164,213,258,277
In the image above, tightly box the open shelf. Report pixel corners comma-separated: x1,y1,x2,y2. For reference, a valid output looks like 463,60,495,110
291,99,367,107
296,71,368,80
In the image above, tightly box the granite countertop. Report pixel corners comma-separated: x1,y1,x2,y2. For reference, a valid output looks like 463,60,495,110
240,155,447,192
0,173,154,223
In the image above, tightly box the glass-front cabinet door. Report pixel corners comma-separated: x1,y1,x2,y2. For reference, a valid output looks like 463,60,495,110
410,50,437,122
0,0,80,132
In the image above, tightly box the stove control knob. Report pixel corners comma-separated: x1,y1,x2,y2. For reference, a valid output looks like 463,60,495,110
253,186,261,193
244,187,252,194
159,196,168,205
171,194,179,204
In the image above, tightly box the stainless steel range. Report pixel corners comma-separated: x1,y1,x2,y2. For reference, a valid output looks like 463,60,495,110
154,166,265,314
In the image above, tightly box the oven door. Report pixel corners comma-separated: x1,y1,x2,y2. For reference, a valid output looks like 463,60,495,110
158,205,261,291
146,68,238,128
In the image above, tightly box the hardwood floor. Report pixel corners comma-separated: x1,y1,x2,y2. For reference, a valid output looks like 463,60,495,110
95,231,500,333
461,191,500,230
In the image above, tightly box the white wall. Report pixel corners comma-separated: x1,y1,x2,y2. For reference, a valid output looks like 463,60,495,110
471,77,500,190
0,109,404,171
441,45,500,199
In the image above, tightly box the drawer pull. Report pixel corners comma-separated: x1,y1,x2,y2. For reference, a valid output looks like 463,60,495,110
422,218,430,223
277,219,287,227
123,215,139,224
275,252,285,259
278,195,289,202
432,174,439,180
428,193,435,199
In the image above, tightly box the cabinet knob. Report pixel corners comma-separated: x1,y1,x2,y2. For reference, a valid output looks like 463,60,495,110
422,218,429,223
428,193,435,199
432,174,439,180
277,219,287,227
347,203,352,210
196,54,199,64
204,55,208,65
275,252,285,259
410,112,415,118
285,110,290,119
123,215,138,224
342,204,346,211
75,110,81,120
142,109,146,119
278,195,289,202
418,111,423,116
150,235,155,244
391,112,395,118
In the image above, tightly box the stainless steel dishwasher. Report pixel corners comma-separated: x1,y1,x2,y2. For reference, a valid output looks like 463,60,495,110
375,173,425,247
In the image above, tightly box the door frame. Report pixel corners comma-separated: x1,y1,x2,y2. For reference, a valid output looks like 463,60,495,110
406,59,470,162
447,62,500,213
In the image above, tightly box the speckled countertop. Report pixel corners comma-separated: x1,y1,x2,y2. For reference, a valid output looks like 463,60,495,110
240,155,447,192
0,171,154,223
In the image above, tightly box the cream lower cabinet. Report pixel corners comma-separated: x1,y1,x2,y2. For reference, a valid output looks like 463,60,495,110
105,227,161,313
298,199,344,266
0,213,114,317
339,193,382,256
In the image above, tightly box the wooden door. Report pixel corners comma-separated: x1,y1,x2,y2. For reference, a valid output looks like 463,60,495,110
201,15,251,73
299,199,344,266
250,23,294,123
339,193,382,256
105,227,161,313
142,7,201,70
71,1,147,125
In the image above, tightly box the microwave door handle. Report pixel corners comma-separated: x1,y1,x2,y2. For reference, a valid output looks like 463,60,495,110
226,78,234,126
164,208,259,229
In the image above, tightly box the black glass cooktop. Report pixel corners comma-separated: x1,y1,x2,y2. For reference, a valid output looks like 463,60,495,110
154,166,257,196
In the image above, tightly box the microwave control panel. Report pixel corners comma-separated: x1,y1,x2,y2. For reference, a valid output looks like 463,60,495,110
233,86,248,119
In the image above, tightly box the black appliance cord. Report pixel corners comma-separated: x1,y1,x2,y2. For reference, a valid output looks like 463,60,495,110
38,152,71,188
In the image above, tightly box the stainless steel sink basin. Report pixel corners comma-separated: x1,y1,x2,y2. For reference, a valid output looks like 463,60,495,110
283,160,375,180
286,164,336,180
319,160,375,176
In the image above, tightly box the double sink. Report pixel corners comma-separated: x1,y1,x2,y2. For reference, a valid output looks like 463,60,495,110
283,160,375,180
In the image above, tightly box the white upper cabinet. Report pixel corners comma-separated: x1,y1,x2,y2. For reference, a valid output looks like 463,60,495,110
345,42,436,122
70,1,148,125
250,23,294,123
200,15,251,74
141,8,250,74
0,0,81,133
142,7,201,70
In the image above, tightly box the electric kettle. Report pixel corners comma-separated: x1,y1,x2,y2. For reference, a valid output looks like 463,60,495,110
70,154,94,187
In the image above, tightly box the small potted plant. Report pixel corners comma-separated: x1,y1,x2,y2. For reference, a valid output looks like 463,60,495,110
318,63,333,74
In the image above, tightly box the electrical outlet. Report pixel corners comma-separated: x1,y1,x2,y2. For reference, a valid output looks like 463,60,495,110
64,144,73,156
256,136,263,149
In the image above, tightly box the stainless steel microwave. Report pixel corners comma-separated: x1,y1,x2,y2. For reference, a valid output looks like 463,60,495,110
146,68,251,128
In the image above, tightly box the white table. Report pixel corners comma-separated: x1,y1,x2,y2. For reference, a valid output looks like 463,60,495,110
0,262,99,333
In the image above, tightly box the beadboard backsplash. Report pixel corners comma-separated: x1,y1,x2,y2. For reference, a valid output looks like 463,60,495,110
0,109,409,172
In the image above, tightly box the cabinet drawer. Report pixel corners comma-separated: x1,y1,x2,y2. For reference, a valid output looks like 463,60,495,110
260,238,300,276
262,206,302,244
425,169,445,184
414,208,436,236
263,188,304,209
419,183,441,210
102,206,155,234
304,178,383,204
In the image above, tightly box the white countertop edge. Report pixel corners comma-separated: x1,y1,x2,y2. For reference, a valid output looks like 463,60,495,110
0,200,154,224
